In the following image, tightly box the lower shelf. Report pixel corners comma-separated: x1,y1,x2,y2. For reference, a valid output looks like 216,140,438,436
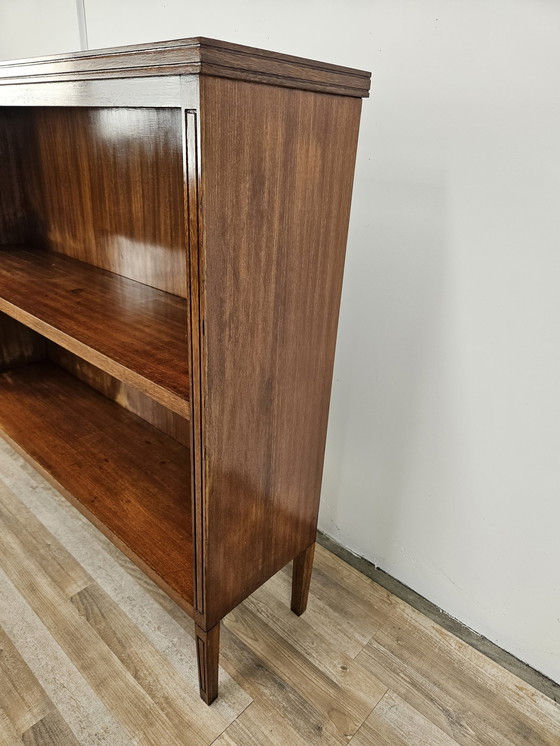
0,362,194,615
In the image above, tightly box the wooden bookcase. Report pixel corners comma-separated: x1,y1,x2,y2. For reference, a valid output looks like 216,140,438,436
0,38,370,704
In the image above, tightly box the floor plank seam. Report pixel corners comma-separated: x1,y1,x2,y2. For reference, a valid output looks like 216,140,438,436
350,684,390,740
208,700,253,746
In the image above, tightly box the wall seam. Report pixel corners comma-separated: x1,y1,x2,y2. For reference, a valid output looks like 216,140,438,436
75,0,88,51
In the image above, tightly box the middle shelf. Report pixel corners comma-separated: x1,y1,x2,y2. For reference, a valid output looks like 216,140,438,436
0,245,190,417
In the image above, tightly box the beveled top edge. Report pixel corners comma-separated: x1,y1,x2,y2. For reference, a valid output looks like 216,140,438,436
0,37,371,98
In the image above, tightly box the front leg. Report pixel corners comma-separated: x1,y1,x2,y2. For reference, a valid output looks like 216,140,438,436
195,621,220,704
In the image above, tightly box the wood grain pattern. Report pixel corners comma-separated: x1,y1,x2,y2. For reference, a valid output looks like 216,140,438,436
349,690,459,746
21,711,81,746
223,604,385,741
193,76,362,628
0,313,46,372
242,577,386,706
0,362,193,613
0,77,185,108
0,38,371,98
183,106,206,618
0,484,90,601
70,584,229,742
211,700,315,746
0,627,52,736
0,111,28,244
0,565,133,744
356,594,560,745
195,623,220,705
48,345,190,446
0,709,20,746
0,628,81,745
4,106,187,296
0,506,195,745
0,246,190,416
1,448,558,745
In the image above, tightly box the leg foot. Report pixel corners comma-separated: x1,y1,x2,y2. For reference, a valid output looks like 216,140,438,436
195,622,220,704
291,542,315,616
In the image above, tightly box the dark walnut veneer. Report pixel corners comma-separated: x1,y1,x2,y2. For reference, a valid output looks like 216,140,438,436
0,37,370,705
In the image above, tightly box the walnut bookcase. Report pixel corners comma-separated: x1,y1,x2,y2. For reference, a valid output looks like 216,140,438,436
0,38,370,704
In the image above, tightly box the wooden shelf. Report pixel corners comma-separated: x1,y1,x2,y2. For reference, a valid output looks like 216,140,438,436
0,246,190,417
0,362,194,615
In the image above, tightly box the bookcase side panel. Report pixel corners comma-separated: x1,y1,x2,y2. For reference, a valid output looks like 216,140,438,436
198,75,362,627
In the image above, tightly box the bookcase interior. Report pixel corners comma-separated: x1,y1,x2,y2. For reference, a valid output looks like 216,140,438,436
0,314,194,614
0,105,194,615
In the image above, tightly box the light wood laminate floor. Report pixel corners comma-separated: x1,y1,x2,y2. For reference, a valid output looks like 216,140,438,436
0,439,558,745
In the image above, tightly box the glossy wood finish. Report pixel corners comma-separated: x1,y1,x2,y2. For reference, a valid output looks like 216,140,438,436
0,113,27,244
0,38,371,98
0,76,186,107
48,345,190,446
0,37,370,704
3,106,187,296
183,106,206,621
195,623,220,706
192,76,362,629
0,362,193,614
291,542,316,616
0,246,190,417
0,313,46,372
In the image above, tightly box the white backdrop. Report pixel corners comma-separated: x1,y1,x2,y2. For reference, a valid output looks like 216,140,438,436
1,0,559,683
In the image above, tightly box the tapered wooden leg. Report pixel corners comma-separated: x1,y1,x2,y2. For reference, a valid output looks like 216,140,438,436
195,621,220,705
291,542,315,616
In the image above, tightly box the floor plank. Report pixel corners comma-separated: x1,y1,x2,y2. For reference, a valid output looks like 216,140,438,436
223,601,381,742
0,707,21,746
349,690,460,746
0,479,90,599
212,700,310,746
245,579,387,710
0,627,52,736
70,582,240,744
357,599,560,745
1,438,559,746
0,496,206,746
21,711,81,746
219,621,347,746
0,567,133,746
97,553,350,746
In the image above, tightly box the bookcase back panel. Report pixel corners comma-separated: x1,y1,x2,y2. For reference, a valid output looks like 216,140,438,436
0,312,46,372
0,113,28,245
48,344,190,446
1,106,186,297
0,311,188,444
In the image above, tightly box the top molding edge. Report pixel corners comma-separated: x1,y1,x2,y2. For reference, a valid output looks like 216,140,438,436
0,37,371,98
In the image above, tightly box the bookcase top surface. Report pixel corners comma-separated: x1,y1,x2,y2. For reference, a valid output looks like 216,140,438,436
0,36,371,98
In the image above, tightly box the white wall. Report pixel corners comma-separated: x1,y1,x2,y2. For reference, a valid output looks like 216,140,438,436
0,0,81,59
2,1,559,684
